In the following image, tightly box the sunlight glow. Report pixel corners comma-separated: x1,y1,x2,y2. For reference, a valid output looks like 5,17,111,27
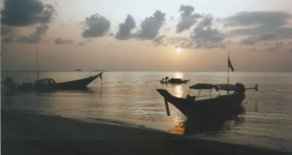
175,47,183,54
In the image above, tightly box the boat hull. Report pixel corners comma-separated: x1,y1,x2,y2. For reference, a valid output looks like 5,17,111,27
157,89,245,118
56,74,101,90
8,72,103,92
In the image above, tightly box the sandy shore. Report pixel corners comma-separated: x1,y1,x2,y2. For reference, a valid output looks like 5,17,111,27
1,109,290,155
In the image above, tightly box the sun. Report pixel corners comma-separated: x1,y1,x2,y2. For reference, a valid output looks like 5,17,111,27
175,47,183,54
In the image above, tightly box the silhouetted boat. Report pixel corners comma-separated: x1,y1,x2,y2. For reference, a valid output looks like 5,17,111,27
157,51,258,117
160,77,189,84
3,72,103,92
157,83,257,117
33,72,103,91
56,72,103,90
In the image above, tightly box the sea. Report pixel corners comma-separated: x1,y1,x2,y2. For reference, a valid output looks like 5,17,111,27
1,71,292,152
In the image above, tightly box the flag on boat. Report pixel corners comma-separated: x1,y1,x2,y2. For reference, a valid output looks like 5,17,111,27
228,56,234,72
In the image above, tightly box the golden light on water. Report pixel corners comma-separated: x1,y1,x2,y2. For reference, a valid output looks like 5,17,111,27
174,85,183,97
174,72,183,79
170,116,185,135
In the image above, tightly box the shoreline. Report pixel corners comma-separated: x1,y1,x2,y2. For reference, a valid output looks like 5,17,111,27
2,109,290,155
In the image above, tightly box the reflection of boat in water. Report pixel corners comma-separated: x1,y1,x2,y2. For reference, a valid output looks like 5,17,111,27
3,72,103,92
160,77,189,84
171,109,246,135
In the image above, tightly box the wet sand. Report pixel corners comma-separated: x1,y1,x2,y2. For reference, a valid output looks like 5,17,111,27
1,110,289,155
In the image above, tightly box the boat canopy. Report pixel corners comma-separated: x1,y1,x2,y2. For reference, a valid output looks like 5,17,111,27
189,83,245,92
215,84,238,91
189,83,216,90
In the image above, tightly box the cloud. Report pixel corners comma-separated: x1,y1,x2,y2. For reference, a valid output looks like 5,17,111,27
153,35,167,45
1,25,17,42
1,24,49,44
82,13,111,38
225,11,292,46
240,37,258,45
240,34,277,45
16,24,49,43
225,11,290,27
77,39,91,46
176,5,201,33
54,38,74,45
136,10,165,40
190,15,225,48
115,15,136,40
1,0,55,26
267,41,284,52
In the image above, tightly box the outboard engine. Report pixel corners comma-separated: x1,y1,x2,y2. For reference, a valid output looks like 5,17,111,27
235,83,245,93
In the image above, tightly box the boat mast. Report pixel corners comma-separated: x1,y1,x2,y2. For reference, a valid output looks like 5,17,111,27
227,50,230,95
227,50,230,85
35,45,40,80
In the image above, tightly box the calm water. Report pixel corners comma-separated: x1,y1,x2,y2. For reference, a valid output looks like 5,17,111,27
2,71,292,151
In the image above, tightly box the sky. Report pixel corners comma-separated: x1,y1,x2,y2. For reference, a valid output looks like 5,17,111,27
1,0,292,71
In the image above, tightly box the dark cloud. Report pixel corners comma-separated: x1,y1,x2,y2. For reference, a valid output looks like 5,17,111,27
260,34,277,41
225,11,290,27
153,35,167,45
1,25,17,42
136,10,165,40
115,15,136,40
54,38,74,45
191,15,225,48
82,13,111,38
240,34,277,45
240,37,258,45
176,5,201,33
1,24,49,44
225,11,292,46
1,0,55,26
16,24,49,43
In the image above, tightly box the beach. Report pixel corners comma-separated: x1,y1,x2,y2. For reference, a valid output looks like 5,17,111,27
2,109,289,155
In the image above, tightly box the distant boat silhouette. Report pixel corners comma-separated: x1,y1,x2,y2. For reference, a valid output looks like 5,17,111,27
75,69,83,71
160,77,190,84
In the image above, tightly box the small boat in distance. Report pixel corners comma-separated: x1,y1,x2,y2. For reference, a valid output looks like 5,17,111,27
160,76,189,84
75,69,83,71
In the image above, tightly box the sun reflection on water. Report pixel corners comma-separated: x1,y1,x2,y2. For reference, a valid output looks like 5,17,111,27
170,116,186,135
174,85,184,97
174,72,183,79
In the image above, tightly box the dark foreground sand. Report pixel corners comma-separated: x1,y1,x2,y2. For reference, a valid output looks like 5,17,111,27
2,110,290,155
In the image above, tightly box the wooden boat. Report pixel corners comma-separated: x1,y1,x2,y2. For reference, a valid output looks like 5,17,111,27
160,77,189,84
157,52,258,117
156,83,257,117
33,72,103,91
56,72,103,90
9,72,103,92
